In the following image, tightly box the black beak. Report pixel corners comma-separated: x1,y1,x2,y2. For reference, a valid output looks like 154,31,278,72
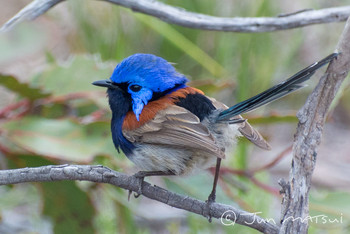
92,79,115,89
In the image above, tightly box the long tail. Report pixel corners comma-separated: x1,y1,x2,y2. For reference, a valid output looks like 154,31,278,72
217,53,338,122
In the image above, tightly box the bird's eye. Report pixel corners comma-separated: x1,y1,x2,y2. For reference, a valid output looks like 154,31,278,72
129,84,142,92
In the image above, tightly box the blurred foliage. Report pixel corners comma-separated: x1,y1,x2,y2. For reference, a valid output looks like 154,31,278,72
0,75,50,100
0,0,348,233
4,117,115,162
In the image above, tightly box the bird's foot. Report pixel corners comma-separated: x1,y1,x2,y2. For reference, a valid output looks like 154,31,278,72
127,170,175,201
128,171,146,201
204,192,216,222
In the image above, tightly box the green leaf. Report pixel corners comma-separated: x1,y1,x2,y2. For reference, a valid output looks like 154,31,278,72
0,74,50,100
4,117,118,162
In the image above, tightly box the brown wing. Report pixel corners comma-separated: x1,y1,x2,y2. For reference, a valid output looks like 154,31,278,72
122,105,225,158
209,97,271,150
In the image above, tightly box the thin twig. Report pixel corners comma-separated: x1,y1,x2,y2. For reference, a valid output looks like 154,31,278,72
1,0,62,32
0,164,279,234
0,99,30,119
1,0,350,32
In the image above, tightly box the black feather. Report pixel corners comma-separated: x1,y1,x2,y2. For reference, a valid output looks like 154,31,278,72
175,93,216,121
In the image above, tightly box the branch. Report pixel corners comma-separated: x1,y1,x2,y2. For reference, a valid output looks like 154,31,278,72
0,0,62,32
1,0,350,32
279,18,350,233
0,164,279,234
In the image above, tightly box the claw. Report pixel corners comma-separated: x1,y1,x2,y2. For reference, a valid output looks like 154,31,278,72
128,189,141,200
128,190,132,201
128,172,145,200
127,170,174,201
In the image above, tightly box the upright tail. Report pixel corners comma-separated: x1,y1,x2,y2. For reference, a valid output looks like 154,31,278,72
217,53,338,122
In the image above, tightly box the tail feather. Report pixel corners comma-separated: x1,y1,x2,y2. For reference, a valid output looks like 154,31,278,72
217,53,338,122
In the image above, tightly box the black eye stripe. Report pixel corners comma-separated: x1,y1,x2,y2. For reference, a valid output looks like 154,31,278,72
111,82,128,91
110,82,142,93
129,84,142,92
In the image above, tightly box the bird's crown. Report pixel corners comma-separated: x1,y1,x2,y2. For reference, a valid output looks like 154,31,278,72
110,53,188,92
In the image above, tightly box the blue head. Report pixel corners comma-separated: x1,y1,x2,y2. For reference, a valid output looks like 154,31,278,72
92,54,188,155
105,54,188,120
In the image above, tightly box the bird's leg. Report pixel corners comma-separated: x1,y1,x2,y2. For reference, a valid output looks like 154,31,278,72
128,170,175,200
205,158,222,222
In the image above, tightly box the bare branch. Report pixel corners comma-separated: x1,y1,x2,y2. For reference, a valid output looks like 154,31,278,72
0,0,62,32
0,164,279,233
1,0,350,32
279,18,350,233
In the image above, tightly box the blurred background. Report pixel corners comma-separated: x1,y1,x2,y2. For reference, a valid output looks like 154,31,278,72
0,0,349,233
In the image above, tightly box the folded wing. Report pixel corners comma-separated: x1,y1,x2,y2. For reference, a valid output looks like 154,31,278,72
122,105,225,158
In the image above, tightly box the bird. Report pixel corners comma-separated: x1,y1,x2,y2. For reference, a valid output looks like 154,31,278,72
92,53,337,217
